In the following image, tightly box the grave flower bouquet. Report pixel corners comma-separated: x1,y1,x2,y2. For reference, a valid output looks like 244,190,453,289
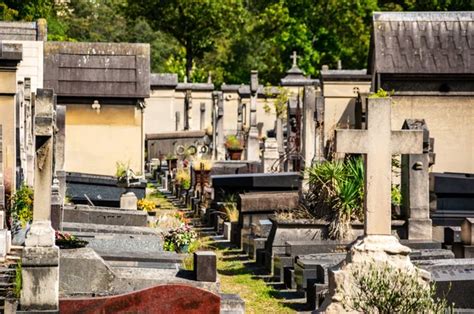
162,225,197,253
55,230,88,249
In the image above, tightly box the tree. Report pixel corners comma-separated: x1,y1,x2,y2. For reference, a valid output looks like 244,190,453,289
127,0,245,80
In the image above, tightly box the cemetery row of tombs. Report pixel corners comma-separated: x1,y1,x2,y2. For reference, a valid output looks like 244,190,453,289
0,11,472,313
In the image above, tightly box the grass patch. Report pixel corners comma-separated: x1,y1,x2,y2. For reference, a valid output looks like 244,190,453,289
214,247,294,314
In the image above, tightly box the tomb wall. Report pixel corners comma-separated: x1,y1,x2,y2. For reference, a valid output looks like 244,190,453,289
322,81,371,146
392,95,474,173
65,104,143,176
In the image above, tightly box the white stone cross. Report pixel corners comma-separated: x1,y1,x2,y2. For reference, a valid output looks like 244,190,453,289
335,97,423,235
291,51,298,67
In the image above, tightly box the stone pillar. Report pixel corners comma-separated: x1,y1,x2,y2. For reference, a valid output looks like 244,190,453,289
262,138,279,173
175,111,180,131
21,89,59,312
402,119,433,241
55,104,66,201
246,70,259,161
302,86,316,169
215,92,225,160
24,78,35,187
184,90,192,130
0,124,10,261
200,102,206,130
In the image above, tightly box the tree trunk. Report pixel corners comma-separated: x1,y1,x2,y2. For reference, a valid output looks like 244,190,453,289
185,45,193,82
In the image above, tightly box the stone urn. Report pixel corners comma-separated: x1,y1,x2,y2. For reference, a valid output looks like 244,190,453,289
227,148,243,160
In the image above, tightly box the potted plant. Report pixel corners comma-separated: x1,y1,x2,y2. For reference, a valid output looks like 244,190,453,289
225,135,244,160
137,198,157,216
162,225,197,253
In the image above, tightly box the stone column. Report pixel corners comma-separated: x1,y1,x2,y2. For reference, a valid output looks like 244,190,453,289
21,89,59,311
402,119,433,241
200,102,206,130
24,78,35,187
302,86,316,169
175,111,180,131
53,104,66,230
0,125,10,260
262,138,279,173
216,92,225,160
246,70,259,161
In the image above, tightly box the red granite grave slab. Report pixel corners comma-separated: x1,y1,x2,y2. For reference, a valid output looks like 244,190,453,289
59,284,220,314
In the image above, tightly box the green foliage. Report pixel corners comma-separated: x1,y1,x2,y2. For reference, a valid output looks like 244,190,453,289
3,0,473,85
341,261,453,313
391,185,402,206
306,157,364,239
162,225,197,253
14,262,21,299
115,161,130,181
10,185,34,228
369,88,394,98
264,86,290,119
222,194,239,222
225,135,243,150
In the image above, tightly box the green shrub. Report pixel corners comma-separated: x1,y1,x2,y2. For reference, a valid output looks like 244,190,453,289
225,135,243,150
306,157,364,239
341,262,452,313
10,185,34,228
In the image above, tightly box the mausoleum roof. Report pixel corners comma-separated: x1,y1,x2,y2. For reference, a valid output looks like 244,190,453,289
0,21,44,41
44,42,150,100
0,42,22,66
369,11,474,75
320,69,371,81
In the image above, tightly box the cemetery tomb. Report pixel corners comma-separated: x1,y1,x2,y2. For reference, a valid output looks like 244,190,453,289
369,11,474,174
44,41,150,177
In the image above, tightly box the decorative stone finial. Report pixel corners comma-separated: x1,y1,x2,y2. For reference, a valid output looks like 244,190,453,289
291,51,298,67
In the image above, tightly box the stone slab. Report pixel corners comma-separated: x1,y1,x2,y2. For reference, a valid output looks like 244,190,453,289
63,206,147,227
63,222,158,236
462,218,474,245
60,248,128,296
417,258,474,309
238,191,299,213
59,284,220,314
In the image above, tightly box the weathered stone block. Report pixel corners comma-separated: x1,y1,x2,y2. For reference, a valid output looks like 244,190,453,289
223,222,231,240
120,191,138,210
408,218,433,240
21,246,59,311
194,251,217,282
462,218,474,245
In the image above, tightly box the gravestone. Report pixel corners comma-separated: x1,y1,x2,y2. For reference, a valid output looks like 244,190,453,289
319,96,423,312
246,70,259,161
212,91,225,160
60,284,221,314
402,119,434,240
238,191,299,252
262,137,279,173
21,89,60,311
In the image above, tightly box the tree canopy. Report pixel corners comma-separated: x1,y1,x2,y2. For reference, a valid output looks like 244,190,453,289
1,0,472,85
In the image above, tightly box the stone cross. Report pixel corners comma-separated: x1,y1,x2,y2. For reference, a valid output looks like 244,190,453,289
291,51,298,67
246,70,260,160
335,97,423,235
21,89,59,311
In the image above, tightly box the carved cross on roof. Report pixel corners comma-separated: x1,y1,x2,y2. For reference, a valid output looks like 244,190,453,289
335,98,423,235
291,51,298,67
